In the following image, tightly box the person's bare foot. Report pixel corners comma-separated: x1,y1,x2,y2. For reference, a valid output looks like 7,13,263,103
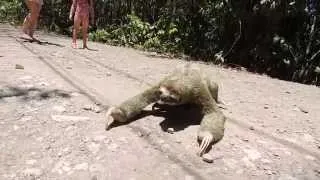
21,27,32,39
22,27,29,35
82,43,88,49
30,36,40,43
72,42,77,49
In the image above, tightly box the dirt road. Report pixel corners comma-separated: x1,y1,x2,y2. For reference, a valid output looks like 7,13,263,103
0,24,319,180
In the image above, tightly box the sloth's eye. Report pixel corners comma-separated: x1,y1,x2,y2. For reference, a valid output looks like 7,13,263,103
156,90,162,96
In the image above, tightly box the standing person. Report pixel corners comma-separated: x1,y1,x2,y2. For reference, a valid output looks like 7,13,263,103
69,0,94,49
22,0,43,40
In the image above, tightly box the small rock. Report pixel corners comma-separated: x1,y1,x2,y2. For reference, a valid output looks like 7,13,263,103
22,168,42,177
52,106,66,113
62,165,71,172
51,115,90,122
57,152,62,157
185,175,195,180
15,64,24,69
45,144,51,150
284,151,292,156
87,142,100,154
74,163,89,170
13,125,20,131
91,175,98,180
20,116,32,122
65,126,75,132
81,136,90,143
163,170,170,176
202,153,214,163
314,169,320,176
162,143,170,149
83,105,102,113
62,147,71,154
26,159,37,165
19,76,32,80
265,170,273,175
49,137,56,143
36,137,43,142
39,82,49,86
107,143,118,152
243,148,261,160
278,174,298,180
261,158,272,164
298,107,308,113
242,138,249,142
52,161,70,174
263,166,271,170
272,153,281,158
303,133,314,142
71,92,81,97
166,128,174,134
249,126,255,130
89,164,104,172
293,106,309,113
3,173,16,178
276,128,287,134
119,137,128,143
305,155,316,161
137,132,144,137
92,135,106,142
242,157,255,168
264,106,269,109
106,72,112,76
83,105,92,111
66,66,72,69
79,143,87,151
170,164,179,169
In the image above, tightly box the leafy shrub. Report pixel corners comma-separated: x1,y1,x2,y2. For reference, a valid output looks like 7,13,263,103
0,0,25,23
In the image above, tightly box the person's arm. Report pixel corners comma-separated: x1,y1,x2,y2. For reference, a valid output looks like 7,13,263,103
69,0,76,20
89,0,94,24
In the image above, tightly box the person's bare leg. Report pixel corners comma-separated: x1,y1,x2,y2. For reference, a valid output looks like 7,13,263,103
72,14,81,49
22,14,31,35
22,0,32,36
82,15,89,49
29,3,41,39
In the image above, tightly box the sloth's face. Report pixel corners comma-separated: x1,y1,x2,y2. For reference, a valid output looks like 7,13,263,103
157,86,182,106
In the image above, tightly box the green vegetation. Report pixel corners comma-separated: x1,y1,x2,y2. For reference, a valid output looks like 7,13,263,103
1,0,319,86
0,0,25,24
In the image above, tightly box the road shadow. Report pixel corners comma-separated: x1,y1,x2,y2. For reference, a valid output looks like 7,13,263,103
0,86,71,101
83,47,98,51
151,103,203,132
18,37,64,47
143,52,176,60
108,103,204,132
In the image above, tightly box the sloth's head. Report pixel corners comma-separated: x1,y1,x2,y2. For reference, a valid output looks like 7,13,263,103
157,86,182,106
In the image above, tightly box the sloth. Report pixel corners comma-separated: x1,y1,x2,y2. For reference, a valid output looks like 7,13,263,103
105,64,226,157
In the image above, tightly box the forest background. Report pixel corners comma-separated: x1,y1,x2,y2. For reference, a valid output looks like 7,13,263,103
1,0,319,86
